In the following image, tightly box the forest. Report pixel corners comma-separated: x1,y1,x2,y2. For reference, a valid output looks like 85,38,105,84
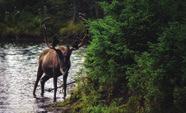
0,0,186,113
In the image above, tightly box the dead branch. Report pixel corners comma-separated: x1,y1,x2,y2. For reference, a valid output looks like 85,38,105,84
45,81,76,92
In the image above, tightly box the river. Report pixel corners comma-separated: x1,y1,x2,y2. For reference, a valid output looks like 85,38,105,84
0,43,85,113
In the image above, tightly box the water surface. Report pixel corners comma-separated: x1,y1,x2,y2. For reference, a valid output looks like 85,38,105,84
0,43,85,113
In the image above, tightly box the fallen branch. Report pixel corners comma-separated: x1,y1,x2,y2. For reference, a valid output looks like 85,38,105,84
45,81,76,92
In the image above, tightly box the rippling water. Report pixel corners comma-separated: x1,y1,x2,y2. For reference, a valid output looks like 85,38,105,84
0,43,85,113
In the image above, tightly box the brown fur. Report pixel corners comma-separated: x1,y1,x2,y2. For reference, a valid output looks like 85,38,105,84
33,46,72,101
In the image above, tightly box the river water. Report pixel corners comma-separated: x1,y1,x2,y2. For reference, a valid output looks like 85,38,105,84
0,43,85,113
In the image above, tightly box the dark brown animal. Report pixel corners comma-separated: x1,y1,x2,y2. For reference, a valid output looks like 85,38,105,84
33,45,73,101
33,17,88,101
33,36,87,102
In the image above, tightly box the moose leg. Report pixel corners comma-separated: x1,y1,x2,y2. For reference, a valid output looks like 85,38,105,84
53,76,58,102
40,75,51,97
63,72,68,100
33,65,43,97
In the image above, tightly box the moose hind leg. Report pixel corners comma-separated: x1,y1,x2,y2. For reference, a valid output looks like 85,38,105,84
40,75,50,97
33,65,43,97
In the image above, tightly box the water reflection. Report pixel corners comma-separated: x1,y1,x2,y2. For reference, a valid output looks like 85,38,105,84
0,43,85,113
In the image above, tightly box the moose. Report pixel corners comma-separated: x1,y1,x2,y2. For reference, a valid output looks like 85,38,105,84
33,18,87,102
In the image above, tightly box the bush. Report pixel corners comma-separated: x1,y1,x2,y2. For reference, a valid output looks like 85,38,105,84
127,23,186,113
59,1,186,113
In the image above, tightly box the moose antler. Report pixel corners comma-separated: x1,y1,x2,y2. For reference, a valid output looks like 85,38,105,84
41,17,53,49
71,30,89,51
78,12,86,21
78,12,90,48
78,30,88,48
41,15,88,50
69,12,89,50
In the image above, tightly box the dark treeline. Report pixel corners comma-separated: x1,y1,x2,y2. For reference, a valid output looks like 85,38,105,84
0,0,101,43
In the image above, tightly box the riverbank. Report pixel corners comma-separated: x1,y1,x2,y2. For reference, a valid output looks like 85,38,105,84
45,96,80,113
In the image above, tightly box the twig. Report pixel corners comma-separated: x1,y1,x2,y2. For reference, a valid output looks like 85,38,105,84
45,81,76,92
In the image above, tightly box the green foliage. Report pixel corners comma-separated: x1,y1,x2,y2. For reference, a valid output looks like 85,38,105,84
85,102,124,113
127,23,186,113
127,52,159,97
85,16,134,99
64,0,186,113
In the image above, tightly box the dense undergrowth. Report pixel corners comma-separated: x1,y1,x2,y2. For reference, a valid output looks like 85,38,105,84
57,0,186,113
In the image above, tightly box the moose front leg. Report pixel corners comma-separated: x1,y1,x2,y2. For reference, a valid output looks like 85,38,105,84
53,76,58,102
63,72,68,100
